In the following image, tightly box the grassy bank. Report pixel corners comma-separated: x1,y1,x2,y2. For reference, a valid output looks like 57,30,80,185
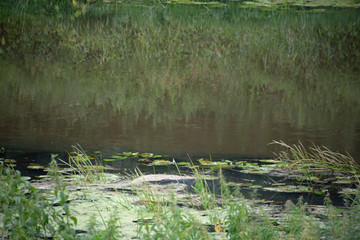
1,3,360,78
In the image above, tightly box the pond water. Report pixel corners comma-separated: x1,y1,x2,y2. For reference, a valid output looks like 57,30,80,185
1,57,359,160
1,6,360,239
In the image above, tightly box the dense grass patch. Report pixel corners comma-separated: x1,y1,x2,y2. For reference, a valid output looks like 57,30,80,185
1,4,360,77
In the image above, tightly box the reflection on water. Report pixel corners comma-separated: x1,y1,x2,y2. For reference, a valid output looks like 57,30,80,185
0,57,359,160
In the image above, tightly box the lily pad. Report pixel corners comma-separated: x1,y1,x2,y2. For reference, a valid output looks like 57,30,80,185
313,189,328,195
110,155,128,160
176,162,190,166
236,161,247,166
27,164,45,170
138,158,153,163
263,185,313,193
259,159,282,163
4,159,16,163
199,160,235,169
123,152,139,157
260,164,277,169
21,176,31,181
140,153,162,158
140,153,152,158
271,183,286,186
226,182,252,187
103,158,117,162
248,185,263,189
150,160,172,166
199,160,213,166
244,162,259,168
296,176,319,182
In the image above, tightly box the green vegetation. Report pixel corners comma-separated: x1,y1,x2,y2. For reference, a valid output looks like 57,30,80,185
59,145,106,183
2,2,360,77
1,1,359,157
1,1,360,237
3,154,360,239
272,140,360,184
0,162,124,239
273,140,360,174
0,164,77,239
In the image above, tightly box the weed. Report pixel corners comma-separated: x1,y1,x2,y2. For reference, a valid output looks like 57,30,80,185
138,195,211,240
0,164,77,239
224,198,277,240
58,144,105,184
271,140,360,177
83,213,122,240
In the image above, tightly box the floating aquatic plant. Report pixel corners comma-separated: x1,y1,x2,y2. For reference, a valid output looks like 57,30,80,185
264,185,314,193
140,153,162,158
3,159,16,163
150,160,172,166
198,159,236,170
27,164,45,170
123,152,139,157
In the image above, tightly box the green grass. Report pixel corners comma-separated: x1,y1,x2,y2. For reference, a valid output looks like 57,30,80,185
1,4,359,74
272,140,360,176
58,145,106,184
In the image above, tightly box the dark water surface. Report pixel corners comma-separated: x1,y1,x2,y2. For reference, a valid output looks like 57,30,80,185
1,58,359,160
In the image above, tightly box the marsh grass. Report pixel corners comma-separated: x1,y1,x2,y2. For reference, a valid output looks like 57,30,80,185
1,4,359,76
134,169,360,239
127,152,360,239
58,144,105,184
272,140,360,176
138,194,211,240
190,167,219,210
130,167,168,212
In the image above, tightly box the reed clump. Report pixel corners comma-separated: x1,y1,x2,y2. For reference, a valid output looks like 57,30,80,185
272,140,360,176
58,145,105,183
